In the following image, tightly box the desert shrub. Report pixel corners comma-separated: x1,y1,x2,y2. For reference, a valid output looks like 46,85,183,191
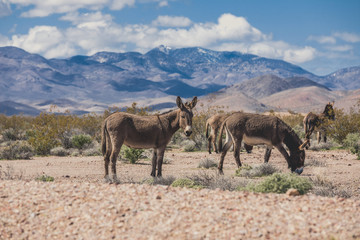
305,158,327,167
235,163,279,178
309,175,352,198
171,178,203,189
36,174,54,182
71,134,92,149
50,146,69,156
143,176,176,186
308,140,340,151
343,133,360,159
122,146,144,164
182,140,197,152
189,170,248,191
82,147,102,156
279,112,304,129
0,165,23,180
326,107,360,144
0,141,34,160
198,158,218,169
241,173,312,195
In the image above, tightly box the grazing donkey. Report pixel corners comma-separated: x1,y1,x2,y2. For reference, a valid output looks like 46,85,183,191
301,102,335,149
217,112,306,174
206,113,253,154
102,96,197,182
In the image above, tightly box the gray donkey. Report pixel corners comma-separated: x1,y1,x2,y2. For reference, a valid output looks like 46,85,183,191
102,96,197,182
217,112,305,174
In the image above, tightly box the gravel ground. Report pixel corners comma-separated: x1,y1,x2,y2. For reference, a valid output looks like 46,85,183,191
1,180,360,239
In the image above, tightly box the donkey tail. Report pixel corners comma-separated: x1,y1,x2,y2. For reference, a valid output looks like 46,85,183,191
205,121,210,139
101,120,108,156
217,121,226,152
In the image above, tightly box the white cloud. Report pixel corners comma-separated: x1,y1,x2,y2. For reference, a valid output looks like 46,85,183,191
308,35,336,44
158,1,168,7
152,15,192,27
8,0,134,17
333,32,360,43
325,44,353,52
219,41,316,64
0,0,11,17
2,13,318,64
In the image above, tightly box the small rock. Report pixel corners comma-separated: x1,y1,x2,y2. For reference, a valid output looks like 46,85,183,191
286,188,300,196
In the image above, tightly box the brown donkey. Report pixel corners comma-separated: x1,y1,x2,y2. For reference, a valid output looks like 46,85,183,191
206,113,253,154
301,102,335,149
102,96,197,182
217,112,305,174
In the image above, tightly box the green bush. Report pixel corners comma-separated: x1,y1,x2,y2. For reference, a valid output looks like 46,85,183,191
0,141,34,160
71,134,92,149
241,173,312,195
343,133,360,159
122,146,144,164
171,178,203,189
36,175,54,182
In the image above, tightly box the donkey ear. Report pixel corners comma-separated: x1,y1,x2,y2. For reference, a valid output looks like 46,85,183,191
299,139,309,150
189,96,198,109
176,96,185,109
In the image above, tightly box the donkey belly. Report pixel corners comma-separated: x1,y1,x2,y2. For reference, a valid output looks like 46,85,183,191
243,134,273,147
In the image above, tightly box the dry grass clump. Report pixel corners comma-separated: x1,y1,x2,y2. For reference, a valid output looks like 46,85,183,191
235,163,279,178
309,175,352,198
197,158,218,169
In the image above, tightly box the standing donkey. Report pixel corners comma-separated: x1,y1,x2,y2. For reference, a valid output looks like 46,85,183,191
206,113,253,154
301,102,335,149
217,112,306,174
102,96,197,182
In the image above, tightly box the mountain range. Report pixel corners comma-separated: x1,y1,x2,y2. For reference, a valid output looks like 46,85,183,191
0,46,359,115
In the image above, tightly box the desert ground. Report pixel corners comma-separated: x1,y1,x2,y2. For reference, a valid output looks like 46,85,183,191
1,147,360,239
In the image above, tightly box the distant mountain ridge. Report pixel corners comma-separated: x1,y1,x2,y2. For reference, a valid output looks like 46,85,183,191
0,46,359,115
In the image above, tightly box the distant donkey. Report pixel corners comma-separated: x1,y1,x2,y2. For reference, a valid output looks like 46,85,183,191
217,112,306,174
301,102,335,149
206,113,253,154
101,96,198,182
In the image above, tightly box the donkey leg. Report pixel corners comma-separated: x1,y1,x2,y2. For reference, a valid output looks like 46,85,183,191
151,149,157,177
110,140,123,183
212,137,218,154
104,152,111,182
275,144,291,168
156,147,166,177
218,138,233,175
207,135,213,154
317,132,321,144
233,141,242,168
323,133,327,143
264,147,272,163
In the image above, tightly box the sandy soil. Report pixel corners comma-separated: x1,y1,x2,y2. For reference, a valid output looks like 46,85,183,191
1,148,360,239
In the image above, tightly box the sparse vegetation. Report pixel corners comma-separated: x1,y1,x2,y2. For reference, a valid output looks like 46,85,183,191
0,141,34,160
36,174,55,182
240,173,313,195
309,175,352,198
235,163,279,178
171,178,203,189
197,158,217,169
122,146,144,164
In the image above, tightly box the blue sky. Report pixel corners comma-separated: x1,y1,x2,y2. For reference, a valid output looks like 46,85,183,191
0,0,359,75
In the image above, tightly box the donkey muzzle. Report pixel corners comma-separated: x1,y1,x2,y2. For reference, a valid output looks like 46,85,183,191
184,126,192,137
294,167,304,175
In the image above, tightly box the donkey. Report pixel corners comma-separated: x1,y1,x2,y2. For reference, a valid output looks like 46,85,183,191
206,113,253,154
217,112,305,174
301,102,335,149
101,96,197,182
